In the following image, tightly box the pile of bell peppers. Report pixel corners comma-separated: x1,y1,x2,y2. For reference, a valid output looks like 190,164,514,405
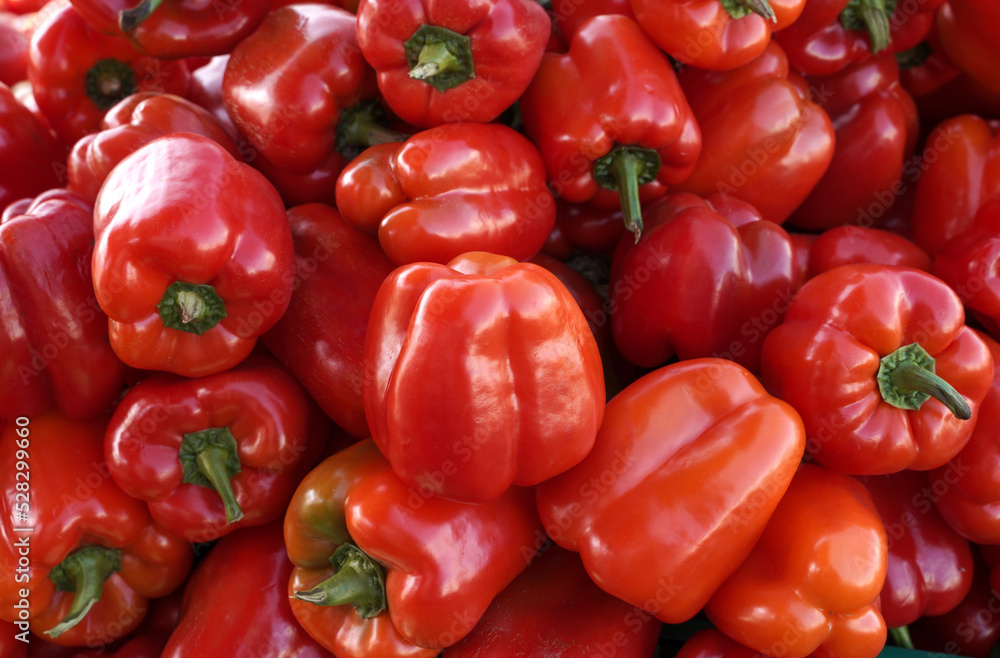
3,0,1000,655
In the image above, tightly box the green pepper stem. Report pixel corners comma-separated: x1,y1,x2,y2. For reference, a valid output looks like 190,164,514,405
722,0,776,21
860,3,891,53
889,626,915,650
336,101,408,155
85,59,137,111
403,24,475,93
292,543,387,619
119,0,165,32
179,428,244,524
877,343,971,419
45,547,122,639
157,281,227,336
196,446,244,524
607,150,645,243
410,41,462,80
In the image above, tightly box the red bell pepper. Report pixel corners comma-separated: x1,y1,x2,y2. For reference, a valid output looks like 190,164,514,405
897,38,960,98
536,358,806,624
335,122,555,265
260,203,396,440
911,116,1000,257
935,0,1000,94
547,0,634,47
859,470,975,629
161,523,333,657
0,82,64,210
1,189,127,421
104,354,329,543
760,264,994,474
91,133,295,378
676,628,821,657
630,0,806,71
68,91,241,203
355,0,550,128
518,14,702,241
787,52,919,231
441,545,662,657
67,0,269,58
705,463,888,658
182,55,237,140
0,10,32,86
26,3,190,146
804,225,932,279
363,251,605,503
673,41,835,226
284,438,544,653
607,191,796,374
222,4,376,176
0,411,193,646
541,199,626,261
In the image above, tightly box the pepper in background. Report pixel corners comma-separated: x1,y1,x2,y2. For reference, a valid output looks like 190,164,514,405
760,264,993,474
518,14,702,242
0,189,126,421
0,82,64,209
1,621,27,657
705,464,888,658
161,523,333,658
260,203,396,440
182,55,237,140
536,358,805,624
787,53,919,231
630,0,806,71
0,10,33,86
26,3,190,146
803,225,932,279
546,0,634,47
935,0,1000,95
673,41,835,225
608,192,796,374
104,354,329,543
541,199,625,261
335,122,555,265
0,411,193,646
68,91,241,203
355,0,550,128
285,439,544,654
363,251,605,504
91,133,295,378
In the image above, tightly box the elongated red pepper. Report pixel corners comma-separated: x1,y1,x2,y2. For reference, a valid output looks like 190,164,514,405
536,358,805,624
0,411,193,646
285,439,544,653
760,264,994,474
91,133,295,378
935,0,1000,94
518,14,702,241
355,0,550,128
0,82,64,209
0,189,126,421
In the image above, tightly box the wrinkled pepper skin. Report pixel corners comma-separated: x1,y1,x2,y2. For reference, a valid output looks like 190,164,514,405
355,0,550,127
936,0,1000,94
336,123,554,265
630,0,806,71
859,470,974,628
705,464,888,658
788,53,919,231
760,264,994,474
0,411,193,646
0,189,126,421
0,81,63,210
68,91,241,204
608,192,796,374
261,203,396,439
91,133,295,378
674,41,835,225
518,14,702,240
285,439,544,653
104,355,329,543
536,358,805,624
222,4,376,175
804,225,932,279
161,523,333,658
363,251,605,504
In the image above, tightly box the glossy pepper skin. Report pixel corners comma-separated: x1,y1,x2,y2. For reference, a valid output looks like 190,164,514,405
91,133,295,378
260,203,396,439
161,523,333,658
936,0,1000,94
760,264,994,475
518,14,702,241
355,0,549,128
608,192,796,374
0,411,193,646
104,355,329,543
0,82,65,209
68,91,240,204
804,225,932,279
630,0,806,71
705,464,888,658
673,41,835,225
363,251,605,504
284,438,544,653
222,4,376,175
67,0,270,58
859,470,974,628
336,123,555,265
536,358,806,624
0,189,126,421
787,53,919,231
27,3,190,146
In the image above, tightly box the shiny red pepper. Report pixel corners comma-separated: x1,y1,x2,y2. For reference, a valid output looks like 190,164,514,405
676,628,818,657
0,82,64,209
541,199,626,261
935,0,1000,94
804,225,931,279
0,10,32,86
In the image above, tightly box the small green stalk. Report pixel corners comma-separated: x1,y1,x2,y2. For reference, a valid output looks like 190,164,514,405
293,543,387,619
404,24,475,92
119,0,165,32
335,101,409,159
157,281,227,336
179,428,244,524
45,546,122,639
877,343,971,419
840,0,896,53
720,0,777,22
593,146,662,243
889,625,915,650
85,59,137,111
